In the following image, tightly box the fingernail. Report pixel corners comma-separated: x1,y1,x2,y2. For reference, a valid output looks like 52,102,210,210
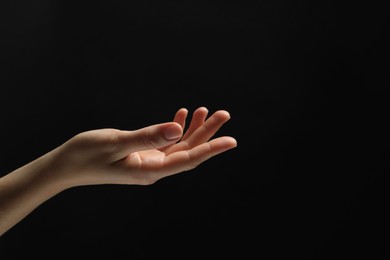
164,125,182,140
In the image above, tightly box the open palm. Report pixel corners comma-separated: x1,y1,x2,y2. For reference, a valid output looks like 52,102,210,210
114,107,236,184
56,107,237,187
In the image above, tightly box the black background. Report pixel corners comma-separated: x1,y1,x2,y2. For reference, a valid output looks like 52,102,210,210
0,1,389,259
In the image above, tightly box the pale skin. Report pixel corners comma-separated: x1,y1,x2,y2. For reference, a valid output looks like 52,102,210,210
0,107,237,236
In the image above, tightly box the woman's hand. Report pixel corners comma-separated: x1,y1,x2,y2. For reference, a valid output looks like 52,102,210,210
50,107,237,188
0,107,237,236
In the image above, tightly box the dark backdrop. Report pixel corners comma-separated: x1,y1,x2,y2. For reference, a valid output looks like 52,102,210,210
0,1,388,259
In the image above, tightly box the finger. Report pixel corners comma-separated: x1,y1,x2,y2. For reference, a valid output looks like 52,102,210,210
173,108,188,130
159,108,188,152
182,110,231,148
185,110,230,145
181,107,209,141
113,122,183,160
163,110,231,154
156,136,237,178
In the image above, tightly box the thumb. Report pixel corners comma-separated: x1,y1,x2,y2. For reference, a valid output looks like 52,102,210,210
114,122,183,159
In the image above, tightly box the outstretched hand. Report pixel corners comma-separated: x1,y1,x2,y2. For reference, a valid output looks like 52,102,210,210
49,107,237,188
0,107,237,236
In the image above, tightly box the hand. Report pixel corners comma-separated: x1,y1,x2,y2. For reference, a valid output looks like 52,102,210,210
48,107,237,188
0,107,237,236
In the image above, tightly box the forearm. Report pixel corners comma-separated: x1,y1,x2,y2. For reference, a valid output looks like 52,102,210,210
0,151,67,236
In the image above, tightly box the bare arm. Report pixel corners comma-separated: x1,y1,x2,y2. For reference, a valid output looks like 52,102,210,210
0,107,237,236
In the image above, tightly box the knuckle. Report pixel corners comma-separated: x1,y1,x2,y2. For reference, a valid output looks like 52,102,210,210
140,128,159,149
